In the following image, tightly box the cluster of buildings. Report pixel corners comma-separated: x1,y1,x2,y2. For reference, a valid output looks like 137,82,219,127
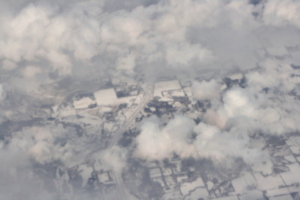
53,161,119,200
50,71,146,141
134,133,300,200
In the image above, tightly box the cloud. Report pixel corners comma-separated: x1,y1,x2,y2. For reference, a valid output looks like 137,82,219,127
6,127,59,165
2,59,17,70
192,79,221,100
0,138,53,200
1,2,102,75
134,57,300,164
0,84,6,102
1,0,300,199
0,0,299,78
98,146,127,174
134,115,197,160
0,0,258,82
22,66,42,78
134,115,261,164
263,0,300,28
193,123,260,163
186,59,300,136
0,0,299,92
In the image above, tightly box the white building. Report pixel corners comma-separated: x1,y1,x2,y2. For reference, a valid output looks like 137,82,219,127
154,80,183,101
94,88,118,106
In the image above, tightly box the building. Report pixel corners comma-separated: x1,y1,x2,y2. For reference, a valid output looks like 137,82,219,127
73,97,96,109
154,80,181,96
94,88,118,106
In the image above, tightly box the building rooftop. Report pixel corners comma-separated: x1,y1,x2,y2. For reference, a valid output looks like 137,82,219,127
94,88,118,106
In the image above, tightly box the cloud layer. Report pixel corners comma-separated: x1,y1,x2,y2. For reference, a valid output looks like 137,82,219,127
1,0,300,199
134,59,300,164
1,0,300,81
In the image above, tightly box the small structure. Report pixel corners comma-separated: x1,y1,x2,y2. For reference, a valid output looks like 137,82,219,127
73,97,96,109
154,80,182,97
98,171,111,183
180,178,207,198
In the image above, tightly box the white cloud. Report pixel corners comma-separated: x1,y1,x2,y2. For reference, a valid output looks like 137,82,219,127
263,0,300,28
165,42,214,67
1,126,80,166
134,57,300,165
0,84,6,102
2,59,17,70
0,0,265,80
134,115,261,164
134,115,197,160
100,146,127,173
2,0,300,198
193,123,260,163
0,136,53,200
202,61,300,136
116,52,136,72
223,87,258,119
192,79,221,100
22,66,42,78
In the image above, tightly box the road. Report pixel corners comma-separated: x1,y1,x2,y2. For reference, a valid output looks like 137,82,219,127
85,71,154,200
109,67,155,200
111,83,154,146
111,81,154,200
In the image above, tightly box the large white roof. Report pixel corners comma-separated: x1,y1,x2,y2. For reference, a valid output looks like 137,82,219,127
93,88,118,106
154,80,181,97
